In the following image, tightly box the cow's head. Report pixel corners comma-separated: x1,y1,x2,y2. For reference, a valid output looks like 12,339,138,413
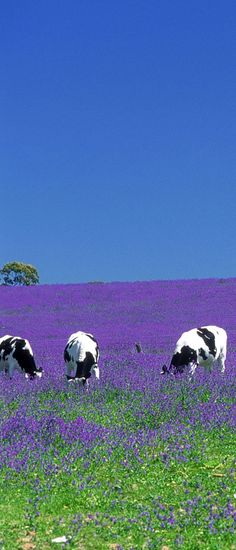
35,366,43,378
172,346,197,373
161,364,169,375
162,346,198,377
161,362,184,376
25,366,43,380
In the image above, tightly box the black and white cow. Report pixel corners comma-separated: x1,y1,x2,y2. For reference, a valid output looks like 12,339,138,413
0,335,43,379
161,325,227,378
64,331,100,387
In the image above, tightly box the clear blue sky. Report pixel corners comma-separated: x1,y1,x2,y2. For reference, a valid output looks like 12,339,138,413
1,1,236,284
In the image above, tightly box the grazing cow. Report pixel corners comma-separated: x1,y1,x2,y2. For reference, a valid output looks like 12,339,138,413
161,325,227,378
0,335,43,379
64,331,100,387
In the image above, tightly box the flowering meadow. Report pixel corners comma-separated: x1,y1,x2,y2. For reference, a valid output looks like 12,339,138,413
0,279,235,549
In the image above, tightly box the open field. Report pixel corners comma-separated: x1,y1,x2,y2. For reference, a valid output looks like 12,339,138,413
0,279,235,549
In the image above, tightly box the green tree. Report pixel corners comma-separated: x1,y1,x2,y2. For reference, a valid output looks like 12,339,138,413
0,262,39,286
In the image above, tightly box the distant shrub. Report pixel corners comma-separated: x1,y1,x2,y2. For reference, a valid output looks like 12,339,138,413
0,261,39,286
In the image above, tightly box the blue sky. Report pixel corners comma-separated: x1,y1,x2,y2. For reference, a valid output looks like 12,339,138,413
1,1,236,284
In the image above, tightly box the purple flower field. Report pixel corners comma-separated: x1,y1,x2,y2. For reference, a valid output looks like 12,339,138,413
1,279,236,403
0,278,235,548
1,278,236,393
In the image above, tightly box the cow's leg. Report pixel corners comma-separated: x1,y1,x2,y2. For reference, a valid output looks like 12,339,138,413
66,362,73,376
188,362,197,380
218,352,226,373
207,356,215,373
0,364,8,376
75,361,86,386
66,361,75,382
91,364,100,379
0,362,8,375
75,361,84,381
8,360,16,379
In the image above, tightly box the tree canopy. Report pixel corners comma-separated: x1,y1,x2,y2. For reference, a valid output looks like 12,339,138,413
0,262,40,286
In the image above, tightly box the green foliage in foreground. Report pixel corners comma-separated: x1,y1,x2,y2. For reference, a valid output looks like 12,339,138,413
0,388,235,550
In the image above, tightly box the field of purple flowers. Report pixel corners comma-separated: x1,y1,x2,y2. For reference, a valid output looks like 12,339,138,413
0,279,235,549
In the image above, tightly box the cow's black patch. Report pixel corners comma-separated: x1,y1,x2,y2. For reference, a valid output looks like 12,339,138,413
0,337,14,360
64,345,71,362
197,327,216,357
75,351,94,380
86,334,99,361
93,344,99,362
171,346,197,372
199,347,207,360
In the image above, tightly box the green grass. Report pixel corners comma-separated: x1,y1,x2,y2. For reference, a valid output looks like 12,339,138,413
0,436,235,549
0,388,235,549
